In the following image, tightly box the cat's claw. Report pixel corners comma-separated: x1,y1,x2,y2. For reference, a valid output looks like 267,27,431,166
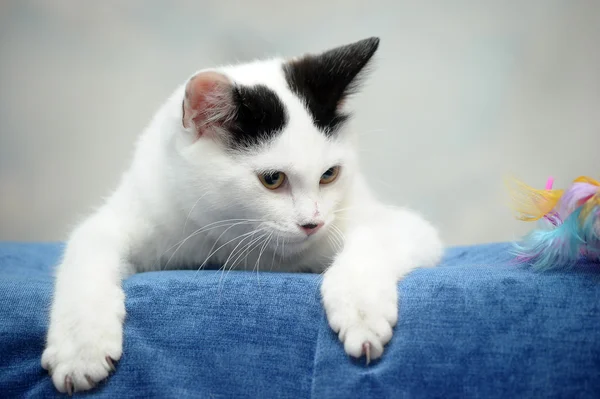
106,356,116,372
85,375,96,388
65,375,74,396
363,342,371,365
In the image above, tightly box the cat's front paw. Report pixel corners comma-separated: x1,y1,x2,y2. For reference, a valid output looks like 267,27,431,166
41,287,125,394
321,264,398,364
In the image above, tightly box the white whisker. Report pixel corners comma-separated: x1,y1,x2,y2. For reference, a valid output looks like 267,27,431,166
203,220,265,270
193,227,266,280
328,227,343,252
217,231,270,297
332,225,346,243
254,233,272,287
333,206,357,214
156,218,262,269
280,238,286,264
270,233,280,271
164,219,259,270
181,192,209,236
228,230,268,271
218,230,268,285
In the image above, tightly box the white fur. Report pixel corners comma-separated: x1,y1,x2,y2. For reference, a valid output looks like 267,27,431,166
42,58,443,393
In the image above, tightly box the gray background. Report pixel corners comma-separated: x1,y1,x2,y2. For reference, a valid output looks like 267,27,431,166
1,1,599,245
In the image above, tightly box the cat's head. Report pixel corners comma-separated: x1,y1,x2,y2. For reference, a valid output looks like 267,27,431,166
175,37,379,250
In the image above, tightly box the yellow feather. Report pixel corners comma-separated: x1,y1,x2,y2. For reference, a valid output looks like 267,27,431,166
573,176,600,186
506,178,564,222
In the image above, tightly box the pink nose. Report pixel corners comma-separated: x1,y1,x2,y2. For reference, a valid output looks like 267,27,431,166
299,222,323,235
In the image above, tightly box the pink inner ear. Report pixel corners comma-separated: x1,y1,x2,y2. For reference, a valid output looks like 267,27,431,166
182,71,233,135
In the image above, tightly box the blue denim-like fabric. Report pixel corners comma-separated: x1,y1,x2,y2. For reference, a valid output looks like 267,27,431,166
0,242,599,398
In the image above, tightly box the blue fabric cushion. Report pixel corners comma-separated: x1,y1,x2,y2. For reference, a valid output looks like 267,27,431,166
0,242,599,398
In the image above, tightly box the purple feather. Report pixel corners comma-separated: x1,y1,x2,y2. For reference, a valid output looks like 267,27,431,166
558,182,599,220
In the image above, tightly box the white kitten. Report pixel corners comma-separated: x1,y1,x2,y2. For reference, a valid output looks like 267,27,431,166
41,37,443,394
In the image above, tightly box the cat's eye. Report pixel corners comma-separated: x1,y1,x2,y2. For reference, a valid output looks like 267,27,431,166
320,166,340,185
259,171,286,190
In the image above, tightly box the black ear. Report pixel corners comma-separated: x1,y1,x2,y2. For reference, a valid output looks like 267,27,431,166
283,37,380,135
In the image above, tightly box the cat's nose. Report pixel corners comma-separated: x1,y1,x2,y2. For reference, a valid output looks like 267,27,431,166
299,222,323,235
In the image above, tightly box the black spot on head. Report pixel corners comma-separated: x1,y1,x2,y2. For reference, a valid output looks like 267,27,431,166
283,37,380,136
228,84,288,150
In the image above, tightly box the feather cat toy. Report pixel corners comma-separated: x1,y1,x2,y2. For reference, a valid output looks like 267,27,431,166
508,175,600,270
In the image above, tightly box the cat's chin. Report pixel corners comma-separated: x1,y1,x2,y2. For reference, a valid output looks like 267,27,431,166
270,231,324,256
274,240,311,257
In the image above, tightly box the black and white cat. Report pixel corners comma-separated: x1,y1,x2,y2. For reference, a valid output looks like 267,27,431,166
41,37,443,394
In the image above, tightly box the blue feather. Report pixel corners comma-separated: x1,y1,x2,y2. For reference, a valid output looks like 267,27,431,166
512,205,600,270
